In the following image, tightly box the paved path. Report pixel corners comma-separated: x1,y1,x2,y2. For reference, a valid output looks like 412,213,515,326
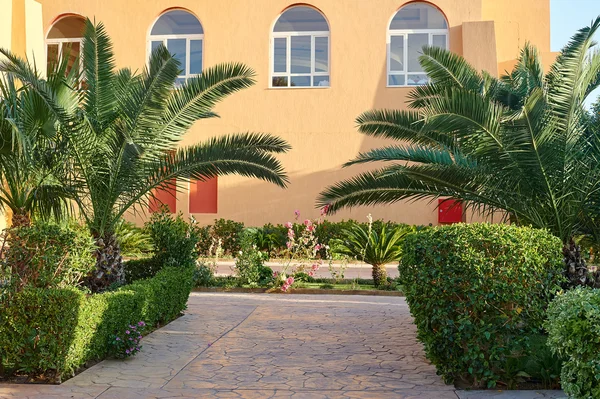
215,261,400,279
0,293,565,399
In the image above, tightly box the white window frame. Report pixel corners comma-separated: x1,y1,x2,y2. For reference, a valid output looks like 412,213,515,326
270,30,330,88
387,29,448,87
147,33,204,84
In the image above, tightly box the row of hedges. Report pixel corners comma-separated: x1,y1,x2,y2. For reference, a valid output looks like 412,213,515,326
194,218,411,257
399,223,564,388
0,266,194,381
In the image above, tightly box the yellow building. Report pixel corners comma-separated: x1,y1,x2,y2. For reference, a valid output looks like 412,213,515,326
2,0,554,226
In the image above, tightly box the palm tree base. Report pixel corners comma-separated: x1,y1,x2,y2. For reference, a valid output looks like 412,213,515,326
10,212,31,228
372,264,388,288
564,240,600,288
85,234,123,292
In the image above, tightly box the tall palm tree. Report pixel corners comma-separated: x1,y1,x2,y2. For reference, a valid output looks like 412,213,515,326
0,52,77,227
319,18,600,285
1,19,290,291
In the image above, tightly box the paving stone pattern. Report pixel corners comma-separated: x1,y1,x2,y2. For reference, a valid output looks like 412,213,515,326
0,293,566,398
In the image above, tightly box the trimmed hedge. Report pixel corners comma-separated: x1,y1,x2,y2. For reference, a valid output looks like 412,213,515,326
0,266,194,381
545,287,600,398
399,223,564,388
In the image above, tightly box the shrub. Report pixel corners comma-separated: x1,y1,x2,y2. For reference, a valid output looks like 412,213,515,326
0,266,194,381
145,208,201,269
194,261,215,286
211,218,244,254
545,287,600,398
399,223,564,388
0,222,95,293
123,258,161,283
110,321,146,358
235,229,272,287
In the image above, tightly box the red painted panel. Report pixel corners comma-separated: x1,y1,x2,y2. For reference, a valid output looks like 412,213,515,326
149,179,177,213
189,177,218,214
438,199,463,224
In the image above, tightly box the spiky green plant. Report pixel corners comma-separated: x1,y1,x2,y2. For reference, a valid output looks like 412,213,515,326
0,19,290,291
332,223,410,287
319,18,600,286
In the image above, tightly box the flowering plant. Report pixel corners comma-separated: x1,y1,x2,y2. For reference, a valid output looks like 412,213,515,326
275,206,332,291
110,321,146,358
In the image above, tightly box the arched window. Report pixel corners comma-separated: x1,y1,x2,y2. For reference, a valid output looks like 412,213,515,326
271,6,330,88
149,10,204,87
46,15,86,75
387,2,448,86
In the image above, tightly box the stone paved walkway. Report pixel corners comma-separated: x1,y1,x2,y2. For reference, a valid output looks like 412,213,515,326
0,293,566,399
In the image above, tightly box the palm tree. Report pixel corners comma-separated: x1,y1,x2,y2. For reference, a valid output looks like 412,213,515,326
1,19,290,291
332,223,411,287
319,18,600,286
0,52,77,227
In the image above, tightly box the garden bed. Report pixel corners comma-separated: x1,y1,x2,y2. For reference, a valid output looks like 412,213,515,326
194,286,404,296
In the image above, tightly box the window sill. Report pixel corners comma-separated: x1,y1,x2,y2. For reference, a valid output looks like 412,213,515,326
267,86,331,90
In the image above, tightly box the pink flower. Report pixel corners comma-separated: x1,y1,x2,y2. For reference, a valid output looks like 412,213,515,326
311,263,319,271
314,244,321,251
115,337,120,341
294,210,300,219
273,271,279,278
320,205,330,216
286,241,293,249
304,219,312,227
285,222,293,229
281,284,289,292
287,229,295,239
125,330,130,334
308,271,315,277
286,276,294,285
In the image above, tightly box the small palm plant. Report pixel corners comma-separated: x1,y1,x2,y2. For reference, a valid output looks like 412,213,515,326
332,219,411,287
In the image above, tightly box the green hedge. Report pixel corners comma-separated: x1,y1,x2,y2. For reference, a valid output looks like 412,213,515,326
0,266,194,381
546,288,600,398
399,223,564,388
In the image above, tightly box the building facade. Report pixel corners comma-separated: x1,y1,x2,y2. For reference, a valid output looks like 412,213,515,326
3,0,553,226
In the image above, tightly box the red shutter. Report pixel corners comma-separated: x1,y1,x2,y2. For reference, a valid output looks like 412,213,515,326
149,179,177,213
438,199,463,224
189,177,218,213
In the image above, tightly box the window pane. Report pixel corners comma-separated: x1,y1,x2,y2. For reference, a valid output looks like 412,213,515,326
407,74,429,85
273,6,329,32
291,36,311,74
390,3,448,30
291,76,311,87
190,40,202,74
433,34,446,49
167,39,187,75
47,44,59,69
151,41,163,52
314,76,330,87
389,35,404,72
175,77,186,88
62,42,80,75
408,33,428,72
274,38,287,73
315,37,328,73
272,76,288,87
151,10,203,35
388,75,405,86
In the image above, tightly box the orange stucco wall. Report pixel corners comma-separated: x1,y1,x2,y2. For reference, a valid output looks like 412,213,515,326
31,0,551,226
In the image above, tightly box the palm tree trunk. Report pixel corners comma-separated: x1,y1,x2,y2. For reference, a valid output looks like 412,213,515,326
372,264,387,288
10,210,31,228
86,233,123,292
563,239,600,288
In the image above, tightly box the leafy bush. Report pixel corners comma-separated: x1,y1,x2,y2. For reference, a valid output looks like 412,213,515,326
114,220,153,258
235,229,272,287
211,218,244,254
546,287,600,398
0,222,95,293
145,208,201,269
194,261,215,287
123,258,161,283
0,266,194,381
399,223,564,388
